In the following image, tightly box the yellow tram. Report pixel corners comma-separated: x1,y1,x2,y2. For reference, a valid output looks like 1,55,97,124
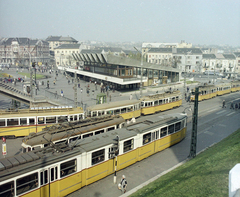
0,113,187,197
216,83,231,96
191,85,217,101
0,106,84,137
231,81,240,92
140,90,182,115
86,100,141,120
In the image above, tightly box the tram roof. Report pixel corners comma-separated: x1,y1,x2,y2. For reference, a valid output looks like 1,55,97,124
87,100,140,111
140,90,181,101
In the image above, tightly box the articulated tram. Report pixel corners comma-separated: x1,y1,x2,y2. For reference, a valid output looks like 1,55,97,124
0,113,187,197
191,81,240,101
21,115,125,152
0,106,84,138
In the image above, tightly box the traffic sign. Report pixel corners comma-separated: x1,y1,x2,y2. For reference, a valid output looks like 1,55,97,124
2,137,6,143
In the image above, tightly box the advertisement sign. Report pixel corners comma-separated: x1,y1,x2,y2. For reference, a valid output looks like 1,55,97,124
2,144,6,156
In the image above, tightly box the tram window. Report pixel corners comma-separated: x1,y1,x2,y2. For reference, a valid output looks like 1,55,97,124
83,133,93,138
38,117,45,124
169,98,172,102
16,172,38,195
0,181,14,197
55,140,65,144
176,96,179,101
92,111,97,117
0,119,5,127
121,108,127,114
20,118,27,125
124,139,134,153
128,107,133,112
151,132,155,141
79,114,83,120
7,118,18,126
92,149,105,165
107,127,115,132
40,170,48,185
114,109,120,115
29,118,35,125
156,130,159,139
172,97,176,102
144,103,148,107
175,122,181,132
60,159,77,177
98,111,105,116
181,120,186,128
154,100,158,106
160,127,167,137
70,136,79,142
159,100,163,105
141,102,145,107
32,146,41,151
95,129,104,135
44,144,49,148
55,167,58,180
143,133,151,145
168,124,174,134
58,116,68,123
51,168,54,181
46,117,56,124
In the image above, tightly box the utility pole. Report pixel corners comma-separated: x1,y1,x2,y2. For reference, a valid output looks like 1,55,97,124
74,72,77,108
189,87,199,158
109,135,119,184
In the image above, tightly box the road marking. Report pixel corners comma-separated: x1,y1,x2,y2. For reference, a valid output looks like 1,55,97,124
204,130,214,135
227,112,235,116
207,109,218,113
216,110,226,114
218,124,226,127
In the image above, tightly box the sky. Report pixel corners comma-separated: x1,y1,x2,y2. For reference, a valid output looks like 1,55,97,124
0,0,240,46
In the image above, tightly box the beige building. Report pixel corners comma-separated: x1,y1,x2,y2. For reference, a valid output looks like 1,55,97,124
55,44,80,67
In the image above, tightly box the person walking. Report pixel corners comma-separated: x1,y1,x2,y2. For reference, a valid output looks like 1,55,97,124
230,102,234,109
61,89,63,97
222,100,226,108
235,103,238,110
118,175,127,193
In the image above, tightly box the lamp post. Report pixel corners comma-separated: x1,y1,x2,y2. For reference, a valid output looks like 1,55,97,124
24,48,33,97
183,51,192,101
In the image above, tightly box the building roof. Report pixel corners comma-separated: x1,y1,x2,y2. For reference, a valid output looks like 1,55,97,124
45,36,61,42
222,54,236,59
148,48,173,53
59,36,78,42
55,44,80,49
0,38,48,46
233,52,240,57
202,54,216,59
174,48,202,55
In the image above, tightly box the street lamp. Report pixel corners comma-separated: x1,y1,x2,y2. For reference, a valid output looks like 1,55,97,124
183,51,192,101
24,48,33,97
134,47,150,98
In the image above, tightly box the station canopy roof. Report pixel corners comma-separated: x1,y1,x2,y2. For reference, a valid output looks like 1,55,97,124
72,53,181,73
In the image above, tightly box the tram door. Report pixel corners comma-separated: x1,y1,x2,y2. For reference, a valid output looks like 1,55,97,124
40,166,58,197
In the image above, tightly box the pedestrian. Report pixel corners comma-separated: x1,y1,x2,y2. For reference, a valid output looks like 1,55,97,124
185,93,187,101
187,86,189,92
53,80,56,85
61,89,63,97
118,175,127,193
130,94,132,100
72,78,74,83
230,102,234,109
222,100,226,108
235,103,238,110
78,83,80,88
68,80,70,85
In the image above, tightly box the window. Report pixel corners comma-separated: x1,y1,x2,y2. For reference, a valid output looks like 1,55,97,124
50,167,58,182
7,118,18,126
161,127,167,137
83,133,93,138
29,118,35,125
124,139,134,153
60,159,77,177
143,133,151,145
168,124,174,134
46,117,56,124
0,181,14,197
107,127,115,132
38,117,45,124
40,170,48,185
16,172,38,195
175,122,181,132
20,118,27,125
154,100,158,106
95,129,104,135
0,119,5,127
92,149,105,165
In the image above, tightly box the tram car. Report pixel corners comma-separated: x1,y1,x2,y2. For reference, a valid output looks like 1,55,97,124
86,100,141,120
190,85,217,102
0,106,84,138
21,115,125,152
216,83,231,96
0,113,187,197
231,81,240,92
140,90,182,115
